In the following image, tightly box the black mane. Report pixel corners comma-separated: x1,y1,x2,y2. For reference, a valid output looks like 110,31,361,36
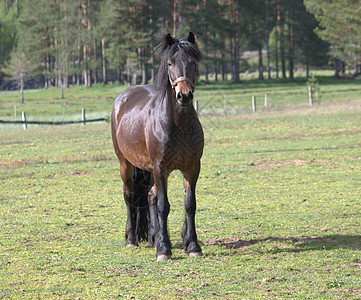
154,34,202,93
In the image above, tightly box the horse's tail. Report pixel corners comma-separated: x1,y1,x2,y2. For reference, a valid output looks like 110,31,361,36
133,167,152,244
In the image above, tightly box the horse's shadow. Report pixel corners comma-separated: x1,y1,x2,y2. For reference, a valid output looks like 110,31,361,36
204,235,361,253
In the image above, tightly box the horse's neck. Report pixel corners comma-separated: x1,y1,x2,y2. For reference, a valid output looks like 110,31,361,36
162,87,195,127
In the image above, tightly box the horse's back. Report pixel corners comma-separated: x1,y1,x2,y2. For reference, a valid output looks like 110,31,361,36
112,84,156,117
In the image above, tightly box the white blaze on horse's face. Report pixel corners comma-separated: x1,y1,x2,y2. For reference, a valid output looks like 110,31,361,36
168,53,197,106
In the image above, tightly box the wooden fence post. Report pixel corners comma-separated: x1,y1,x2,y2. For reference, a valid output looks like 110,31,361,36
22,112,27,130
195,100,198,113
308,86,313,106
252,95,256,113
82,108,86,125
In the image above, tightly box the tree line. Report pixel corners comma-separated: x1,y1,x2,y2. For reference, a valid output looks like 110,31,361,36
0,0,360,94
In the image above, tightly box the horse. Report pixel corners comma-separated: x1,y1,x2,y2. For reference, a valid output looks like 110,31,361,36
111,32,204,261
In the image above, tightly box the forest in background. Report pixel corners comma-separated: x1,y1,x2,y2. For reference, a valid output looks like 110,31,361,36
0,0,360,91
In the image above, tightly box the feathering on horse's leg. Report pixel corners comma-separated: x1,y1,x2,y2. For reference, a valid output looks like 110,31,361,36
182,164,202,257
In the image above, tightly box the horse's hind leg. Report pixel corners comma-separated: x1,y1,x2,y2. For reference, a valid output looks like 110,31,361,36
148,185,159,248
119,160,137,247
182,163,202,257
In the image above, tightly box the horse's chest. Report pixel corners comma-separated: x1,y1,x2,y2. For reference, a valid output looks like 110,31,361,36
163,120,204,170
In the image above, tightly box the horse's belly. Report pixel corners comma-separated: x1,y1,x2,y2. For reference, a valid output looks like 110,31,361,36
117,127,153,171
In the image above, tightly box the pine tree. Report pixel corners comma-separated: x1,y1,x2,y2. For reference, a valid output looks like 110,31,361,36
16,0,57,87
0,1,18,70
2,49,36,103
305,0,361,75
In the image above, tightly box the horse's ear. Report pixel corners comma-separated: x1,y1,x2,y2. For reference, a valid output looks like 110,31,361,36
165,33,175,48
187,32,195,44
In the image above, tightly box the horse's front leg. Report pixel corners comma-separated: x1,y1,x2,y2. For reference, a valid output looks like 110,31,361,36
182,162,202,257
153,166,172,261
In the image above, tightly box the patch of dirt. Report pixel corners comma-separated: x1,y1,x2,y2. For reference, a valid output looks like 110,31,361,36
0,158,43,168
204,235,361,251
248,156,361,168
205,237,261,249
249,159,307,168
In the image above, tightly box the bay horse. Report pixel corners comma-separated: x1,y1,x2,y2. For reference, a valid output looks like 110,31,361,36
111,32,204,261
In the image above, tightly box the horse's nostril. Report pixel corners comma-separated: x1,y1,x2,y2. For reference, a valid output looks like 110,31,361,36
177,92,183,100
187,92,193,101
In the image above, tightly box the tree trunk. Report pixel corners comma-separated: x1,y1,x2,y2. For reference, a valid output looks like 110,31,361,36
266,41,271,79
214,60,218,81
231,24,240,81
77,6,81,86
173,0,177,36
205,64,209,83
277,0,286,79
94,69,98,84
102,38,107,84
334,59,340,77
84,70,88,87
275,2,279,79
258,47,264,80
279,16,286,79
118,66,121,83
221,52,227,81
20,76,24,104
88,70,92,88
83,23,88,87
266,0,271,79
204,23,209,83
229,0,240,83
61,78,64,99
139,47,147,85
44,56,48,89
231,36,240,82
288,10,294,81
150,50,155,84
93,24,97,84
306,60,310,78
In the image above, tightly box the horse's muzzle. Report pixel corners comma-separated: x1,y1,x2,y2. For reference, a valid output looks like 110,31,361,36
176,91,193,106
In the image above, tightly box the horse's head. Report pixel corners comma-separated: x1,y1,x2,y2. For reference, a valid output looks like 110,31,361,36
156,32,202,107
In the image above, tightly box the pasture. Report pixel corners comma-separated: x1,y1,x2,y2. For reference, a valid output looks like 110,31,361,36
1,78,361,298
1,72,361,123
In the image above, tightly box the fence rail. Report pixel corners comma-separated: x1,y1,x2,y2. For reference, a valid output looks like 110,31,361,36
0,108,107,129
0,118,107,125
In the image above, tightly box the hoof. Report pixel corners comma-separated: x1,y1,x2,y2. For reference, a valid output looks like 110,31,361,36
126,244,137,248
157,254,170,262
188,251,203,258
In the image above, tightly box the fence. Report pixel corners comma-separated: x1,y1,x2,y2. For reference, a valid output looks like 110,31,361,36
0,84,336,129
193,84,321,117
0,108,107,130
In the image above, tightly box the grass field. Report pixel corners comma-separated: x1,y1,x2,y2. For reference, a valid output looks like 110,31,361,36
1,78,361,298
0,72,360,124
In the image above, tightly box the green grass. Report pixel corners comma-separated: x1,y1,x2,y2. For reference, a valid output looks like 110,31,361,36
0,73,360,126
0,83,124,123
1,78,361,298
